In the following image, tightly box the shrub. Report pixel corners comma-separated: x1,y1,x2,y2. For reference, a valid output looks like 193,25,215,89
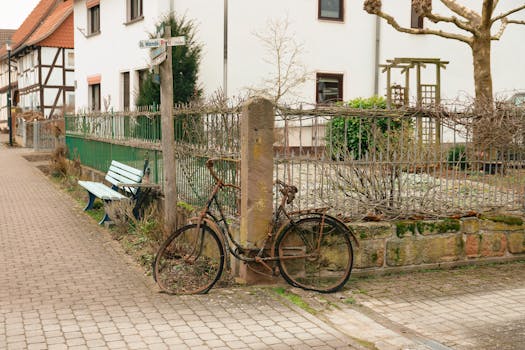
326,96,405,159
447,145,468,170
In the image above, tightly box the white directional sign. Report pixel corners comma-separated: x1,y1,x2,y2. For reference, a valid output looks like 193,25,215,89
139,36,186,49
150,46,166,60
166,36,186,47
139,36,186,66
151,52,167,66
139,38,165,49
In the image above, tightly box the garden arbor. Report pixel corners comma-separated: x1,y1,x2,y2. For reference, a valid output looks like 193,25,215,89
382,57,448,146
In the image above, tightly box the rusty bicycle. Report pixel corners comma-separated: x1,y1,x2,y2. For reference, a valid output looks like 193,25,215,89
153,158,357,294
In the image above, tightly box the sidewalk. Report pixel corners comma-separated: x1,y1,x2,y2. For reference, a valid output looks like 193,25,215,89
0,137,355,349
2,136,524,350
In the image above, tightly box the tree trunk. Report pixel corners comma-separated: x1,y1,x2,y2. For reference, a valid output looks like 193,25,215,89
471,35,493,103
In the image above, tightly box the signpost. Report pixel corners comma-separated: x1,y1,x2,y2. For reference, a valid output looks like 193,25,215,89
139,31,186,233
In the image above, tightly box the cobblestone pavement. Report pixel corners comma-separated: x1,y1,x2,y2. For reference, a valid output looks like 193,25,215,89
0,142,355,349
316,261,525,350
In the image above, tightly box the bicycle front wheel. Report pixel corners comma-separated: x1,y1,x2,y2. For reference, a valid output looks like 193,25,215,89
276,216,353,293
154,223,225,295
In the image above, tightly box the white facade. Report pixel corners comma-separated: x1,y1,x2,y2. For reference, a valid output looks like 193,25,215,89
73,0,525,111
73,0,170,111
14,47,75,117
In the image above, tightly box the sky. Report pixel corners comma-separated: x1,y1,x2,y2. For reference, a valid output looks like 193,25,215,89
0,0,41,30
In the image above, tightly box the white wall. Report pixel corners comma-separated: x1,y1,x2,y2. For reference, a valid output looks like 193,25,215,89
174,0,378,104
74,0,170,111
74,0,525,111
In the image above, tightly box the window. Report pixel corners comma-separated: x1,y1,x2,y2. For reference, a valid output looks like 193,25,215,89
67,52,75,67
127,0,143,22
88,4,100,35
137,69,149,92
319,0,344,21
89,84,101,111
316,73,343,104
411,1,424,29
122,72,130,111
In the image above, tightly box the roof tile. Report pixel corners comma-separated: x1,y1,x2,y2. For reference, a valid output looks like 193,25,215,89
27,1,73,48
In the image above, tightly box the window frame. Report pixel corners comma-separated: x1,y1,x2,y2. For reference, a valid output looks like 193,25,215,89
88,4,101,35
411,1,424,29
122,72,130,111
318,0,344,22
126,0,144,24
316,73,344,105
89,83,101,112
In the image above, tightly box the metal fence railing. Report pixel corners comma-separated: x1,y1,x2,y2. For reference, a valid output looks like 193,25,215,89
65,104,525,221
274,106,525,220
173,107,241,213
17,117,65,151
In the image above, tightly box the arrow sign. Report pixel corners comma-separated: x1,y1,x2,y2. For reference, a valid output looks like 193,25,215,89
139,38,165,49
151,52,167,66
166,36,186,47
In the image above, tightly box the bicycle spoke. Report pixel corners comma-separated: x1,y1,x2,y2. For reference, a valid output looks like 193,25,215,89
154,224,224,294
277,217,353,293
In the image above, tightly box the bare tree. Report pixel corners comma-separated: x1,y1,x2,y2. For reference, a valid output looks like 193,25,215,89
252,18,310,105
364,0,525,102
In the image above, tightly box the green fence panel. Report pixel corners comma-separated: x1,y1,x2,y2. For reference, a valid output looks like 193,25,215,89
66,135,163,184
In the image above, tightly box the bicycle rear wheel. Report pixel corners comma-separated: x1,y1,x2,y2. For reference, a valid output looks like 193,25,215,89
153,223,224,294
276,216,353,293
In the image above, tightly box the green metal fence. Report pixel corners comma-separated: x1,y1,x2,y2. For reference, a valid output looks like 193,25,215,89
66,135,163,184
65,107,241,213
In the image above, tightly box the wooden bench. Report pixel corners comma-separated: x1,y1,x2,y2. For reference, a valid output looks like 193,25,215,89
78,160,145,225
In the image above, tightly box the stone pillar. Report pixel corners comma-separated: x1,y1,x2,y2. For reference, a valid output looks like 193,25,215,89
239,97,274,284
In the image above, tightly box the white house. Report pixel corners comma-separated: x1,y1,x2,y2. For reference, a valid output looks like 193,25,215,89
73,0,171,112
73,0,525,111
0,0,75,121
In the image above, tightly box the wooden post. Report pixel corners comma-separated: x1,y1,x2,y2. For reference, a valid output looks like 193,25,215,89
239,97,274,284
160,26,177,234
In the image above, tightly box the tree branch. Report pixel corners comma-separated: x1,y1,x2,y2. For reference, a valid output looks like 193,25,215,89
508,20,525,25
491,18,508,40
376,10,472,44
491,5,525,24
440,0,481,23
425,13,475,33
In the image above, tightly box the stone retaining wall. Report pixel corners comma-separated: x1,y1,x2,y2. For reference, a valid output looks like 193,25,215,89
350,216,525,274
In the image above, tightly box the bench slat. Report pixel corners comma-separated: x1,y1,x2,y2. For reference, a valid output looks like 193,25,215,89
78,181,127,200
111,161,144,178
107,166,142,183
106,171,140,195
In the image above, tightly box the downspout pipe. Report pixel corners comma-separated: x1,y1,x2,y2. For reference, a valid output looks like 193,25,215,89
373,16,381,96
223,0,228,97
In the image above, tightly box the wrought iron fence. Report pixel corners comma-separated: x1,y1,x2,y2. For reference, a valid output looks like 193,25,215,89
274,106,525,220
65,103,525,221
65,106,162,144
16,117,65,151
173,106,241,216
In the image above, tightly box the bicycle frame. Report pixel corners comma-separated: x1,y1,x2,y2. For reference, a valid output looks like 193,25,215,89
185,158,358,274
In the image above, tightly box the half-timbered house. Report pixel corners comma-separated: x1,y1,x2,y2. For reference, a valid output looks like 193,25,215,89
0,0,74,122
